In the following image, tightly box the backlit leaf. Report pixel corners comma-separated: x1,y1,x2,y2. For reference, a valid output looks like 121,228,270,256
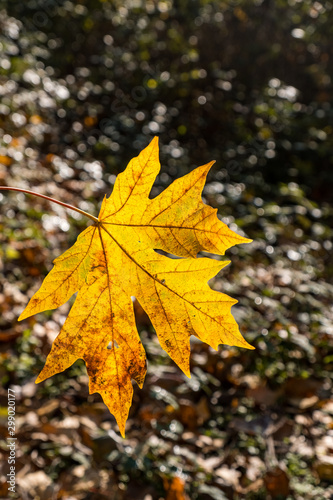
19,137,253,436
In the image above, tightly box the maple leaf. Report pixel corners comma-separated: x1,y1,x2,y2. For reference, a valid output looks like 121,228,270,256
18,137,253,436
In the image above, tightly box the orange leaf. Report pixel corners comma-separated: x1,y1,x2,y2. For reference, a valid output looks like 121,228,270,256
164,477,189,500
18,137,253,435
0,156,12,166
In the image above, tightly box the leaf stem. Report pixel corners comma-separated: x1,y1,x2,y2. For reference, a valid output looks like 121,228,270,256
0,186,99,223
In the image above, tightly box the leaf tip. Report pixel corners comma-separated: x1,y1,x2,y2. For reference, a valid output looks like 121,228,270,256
35,365,54,384
242,236,253,245
199,160,215,179
18,309,30,322
239,338,255,350
35,374,43,384
218,259,231,271
149,136,159,149
119,424,126,438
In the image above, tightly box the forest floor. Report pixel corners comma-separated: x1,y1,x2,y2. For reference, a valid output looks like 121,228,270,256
0,142,333,500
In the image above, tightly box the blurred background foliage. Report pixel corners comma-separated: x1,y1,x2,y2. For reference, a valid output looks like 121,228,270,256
0,1,332,499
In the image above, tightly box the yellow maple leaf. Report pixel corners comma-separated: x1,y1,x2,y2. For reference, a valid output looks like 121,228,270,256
19,137,253,436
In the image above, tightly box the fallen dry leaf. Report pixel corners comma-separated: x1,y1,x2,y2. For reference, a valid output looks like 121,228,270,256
164,477,189,500
263,466,290,498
